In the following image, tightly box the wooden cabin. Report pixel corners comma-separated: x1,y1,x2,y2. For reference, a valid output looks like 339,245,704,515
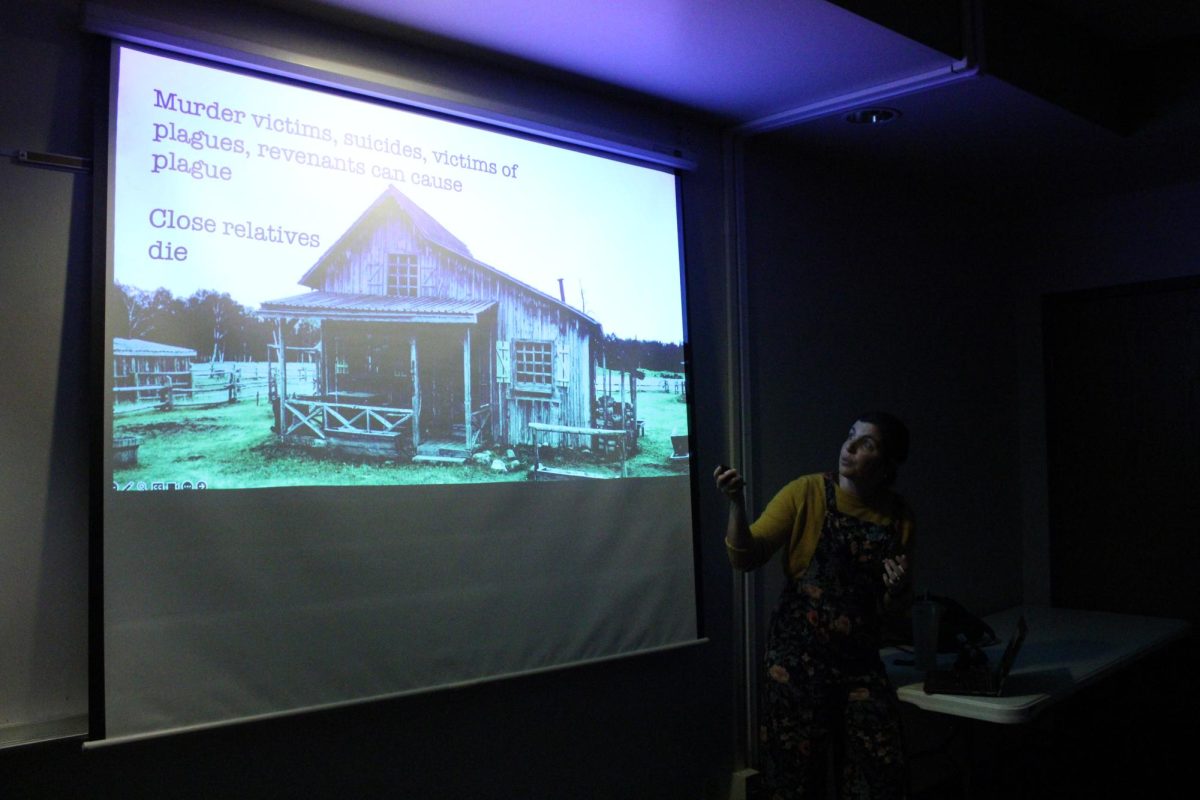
112,337,196,405
260,185,602,461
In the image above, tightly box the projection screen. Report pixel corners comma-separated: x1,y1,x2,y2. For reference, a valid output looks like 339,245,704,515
100,44,698,742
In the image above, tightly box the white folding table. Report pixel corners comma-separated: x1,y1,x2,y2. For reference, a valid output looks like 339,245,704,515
884,605,1190,796
886,605,1190,724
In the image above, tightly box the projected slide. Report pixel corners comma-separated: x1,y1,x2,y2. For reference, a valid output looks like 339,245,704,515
108,47,690,491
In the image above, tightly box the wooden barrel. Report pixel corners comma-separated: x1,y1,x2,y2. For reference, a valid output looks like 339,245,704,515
113,434,143,468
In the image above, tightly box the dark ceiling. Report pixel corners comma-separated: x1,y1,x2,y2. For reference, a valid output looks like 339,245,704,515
770,1,1200,201
262,0,1200,203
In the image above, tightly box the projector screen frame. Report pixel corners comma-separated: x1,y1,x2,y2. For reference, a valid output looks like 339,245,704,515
90,28,705,745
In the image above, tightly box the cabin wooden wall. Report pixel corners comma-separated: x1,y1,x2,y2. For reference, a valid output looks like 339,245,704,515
317,207,418,295
315,205,598,447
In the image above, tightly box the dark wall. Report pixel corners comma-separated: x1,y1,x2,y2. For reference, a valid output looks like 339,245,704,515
8,646,729,800
0,0,96,739
1009,181,1200,606
740,125,1200,624
0,1,739,797
739,138,1023,619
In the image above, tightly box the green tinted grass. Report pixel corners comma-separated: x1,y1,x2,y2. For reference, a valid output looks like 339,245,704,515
111,382,690,489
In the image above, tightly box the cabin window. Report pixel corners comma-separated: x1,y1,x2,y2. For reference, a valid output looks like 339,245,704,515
386,253,420,297
513,339,554,394
335,356,349,376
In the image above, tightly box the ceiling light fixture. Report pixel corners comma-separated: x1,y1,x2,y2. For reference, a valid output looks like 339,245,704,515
845,107,901,124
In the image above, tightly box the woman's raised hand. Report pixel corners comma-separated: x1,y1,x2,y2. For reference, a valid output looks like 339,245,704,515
713,465,745,501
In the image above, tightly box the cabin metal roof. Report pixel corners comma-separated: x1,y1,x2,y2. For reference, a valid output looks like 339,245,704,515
259,291,496,324
112,337,198,357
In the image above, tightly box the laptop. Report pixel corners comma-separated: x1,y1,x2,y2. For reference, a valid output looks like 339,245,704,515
923,615,1028,696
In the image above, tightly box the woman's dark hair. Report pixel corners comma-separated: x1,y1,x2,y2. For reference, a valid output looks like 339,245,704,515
855,411,909,476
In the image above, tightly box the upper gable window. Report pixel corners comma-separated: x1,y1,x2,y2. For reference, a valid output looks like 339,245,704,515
386,253,420,297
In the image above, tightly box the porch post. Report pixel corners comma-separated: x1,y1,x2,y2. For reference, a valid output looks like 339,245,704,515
410,335,421,448
463,327,472,448
315,321,326,397
276,318,288,432
488,327,496,443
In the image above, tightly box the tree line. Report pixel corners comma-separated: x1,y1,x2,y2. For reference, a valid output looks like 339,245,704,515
109,284,684,372
601,333,684,374
109,283,316,362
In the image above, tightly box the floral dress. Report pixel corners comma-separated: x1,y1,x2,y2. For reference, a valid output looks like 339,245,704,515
757,474,909,799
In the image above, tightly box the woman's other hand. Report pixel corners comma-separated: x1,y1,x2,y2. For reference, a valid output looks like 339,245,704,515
882,554,909,595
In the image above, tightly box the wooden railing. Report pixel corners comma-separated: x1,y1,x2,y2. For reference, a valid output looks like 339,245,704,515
171,375,237,407
528,422,627,478
282,399,413,439
468,404,490,448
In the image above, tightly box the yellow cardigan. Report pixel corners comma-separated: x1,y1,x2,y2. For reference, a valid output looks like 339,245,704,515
726,473,915,578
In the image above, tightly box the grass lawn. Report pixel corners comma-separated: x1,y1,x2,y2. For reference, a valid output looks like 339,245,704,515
111,383,692,489
625,387,691,477
519,381,691,479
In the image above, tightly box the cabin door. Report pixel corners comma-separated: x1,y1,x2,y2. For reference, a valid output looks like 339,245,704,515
415,325,488,447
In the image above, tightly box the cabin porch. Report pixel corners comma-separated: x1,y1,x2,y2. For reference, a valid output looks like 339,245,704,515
268,316,495,461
